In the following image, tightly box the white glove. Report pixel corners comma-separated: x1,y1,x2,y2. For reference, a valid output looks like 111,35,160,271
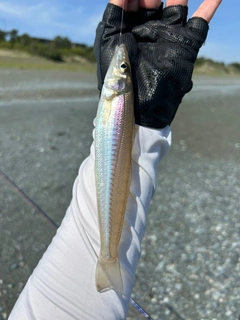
9,124,171,320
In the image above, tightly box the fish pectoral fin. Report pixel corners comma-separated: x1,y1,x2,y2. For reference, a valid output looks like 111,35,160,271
95,257,123,296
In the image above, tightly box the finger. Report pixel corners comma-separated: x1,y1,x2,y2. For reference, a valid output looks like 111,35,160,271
192,0,222,22
166,0,188,6
139,0,161,9
109,0,138,11
128,0,139,11
109,0,126,8
162,5,188,25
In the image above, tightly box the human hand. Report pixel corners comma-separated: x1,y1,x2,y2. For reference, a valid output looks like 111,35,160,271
94,0,222,128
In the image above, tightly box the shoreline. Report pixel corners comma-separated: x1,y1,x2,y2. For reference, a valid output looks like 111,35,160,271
1,67,240,320
1,49,240,76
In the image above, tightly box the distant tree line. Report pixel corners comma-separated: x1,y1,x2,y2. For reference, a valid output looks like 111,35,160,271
0,29,95,62
194,57,240,72
0,29,240,71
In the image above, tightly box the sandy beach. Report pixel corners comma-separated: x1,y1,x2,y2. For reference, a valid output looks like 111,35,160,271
0,68,240,319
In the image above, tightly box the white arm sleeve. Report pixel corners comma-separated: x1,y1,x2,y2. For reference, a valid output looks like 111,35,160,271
9,124,171,320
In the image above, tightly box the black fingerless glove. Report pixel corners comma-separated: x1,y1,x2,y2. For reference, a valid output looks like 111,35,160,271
94,3,209,129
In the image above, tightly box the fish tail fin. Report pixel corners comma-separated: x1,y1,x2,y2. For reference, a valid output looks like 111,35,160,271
95,257,123,295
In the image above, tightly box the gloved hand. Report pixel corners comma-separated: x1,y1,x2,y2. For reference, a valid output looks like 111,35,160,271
8,1,221,319
94,3,209,128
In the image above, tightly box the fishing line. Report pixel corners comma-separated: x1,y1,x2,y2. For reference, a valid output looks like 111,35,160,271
1,167,153,318
0,168,58,229
119,0,125,43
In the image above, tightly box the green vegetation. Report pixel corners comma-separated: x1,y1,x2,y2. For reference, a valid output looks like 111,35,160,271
194,57,240,76
0,29,95,63
0,28,240,75
0,54,96,72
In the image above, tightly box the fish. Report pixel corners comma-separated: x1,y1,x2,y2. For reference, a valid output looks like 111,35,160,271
94,43,134,295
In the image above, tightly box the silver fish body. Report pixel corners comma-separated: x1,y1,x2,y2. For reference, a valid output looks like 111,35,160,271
95,44,134,295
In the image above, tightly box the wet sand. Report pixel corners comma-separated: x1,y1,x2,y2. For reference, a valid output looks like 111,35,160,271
0,69,240,319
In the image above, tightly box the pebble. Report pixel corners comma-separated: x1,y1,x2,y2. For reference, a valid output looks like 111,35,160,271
132,154,240,320
1,73,240,320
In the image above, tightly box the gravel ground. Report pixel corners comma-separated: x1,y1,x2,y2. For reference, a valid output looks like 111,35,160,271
130,77,240,320
0,69,240,319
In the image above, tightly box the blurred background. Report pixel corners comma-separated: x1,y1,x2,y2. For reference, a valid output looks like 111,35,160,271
0,0,240,319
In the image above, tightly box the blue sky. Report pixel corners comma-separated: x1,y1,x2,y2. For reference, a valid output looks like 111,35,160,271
0,0,239,64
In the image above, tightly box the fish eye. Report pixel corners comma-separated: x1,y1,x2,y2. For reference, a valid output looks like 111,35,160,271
120,62,128,73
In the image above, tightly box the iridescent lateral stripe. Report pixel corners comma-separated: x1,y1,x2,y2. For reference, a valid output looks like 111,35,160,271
95,93,125,259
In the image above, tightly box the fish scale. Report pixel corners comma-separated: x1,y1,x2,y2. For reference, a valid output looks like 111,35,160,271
95,44,134,295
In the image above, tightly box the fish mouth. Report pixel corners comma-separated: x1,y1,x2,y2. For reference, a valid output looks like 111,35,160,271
117,43,127,50
114,43,130,67
103,42,132,91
